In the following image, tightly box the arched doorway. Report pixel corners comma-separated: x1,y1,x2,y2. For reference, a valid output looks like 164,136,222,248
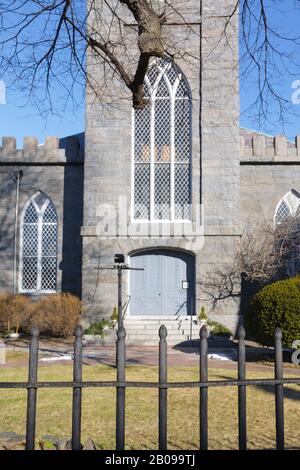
129,249,195,316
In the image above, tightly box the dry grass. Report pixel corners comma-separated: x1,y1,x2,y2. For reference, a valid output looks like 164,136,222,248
0,363,300,450
4,351,29,363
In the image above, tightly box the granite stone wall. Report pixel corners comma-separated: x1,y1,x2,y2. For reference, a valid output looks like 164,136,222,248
0,135,84,298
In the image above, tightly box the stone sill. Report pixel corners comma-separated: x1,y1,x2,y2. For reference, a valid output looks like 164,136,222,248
81,224,242,237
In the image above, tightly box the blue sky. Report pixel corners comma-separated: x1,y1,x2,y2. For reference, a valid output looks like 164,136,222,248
0,86,85,147
239,1,300,139
0,1,299,147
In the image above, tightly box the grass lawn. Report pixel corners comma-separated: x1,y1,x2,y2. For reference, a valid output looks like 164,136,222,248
0,359,300,450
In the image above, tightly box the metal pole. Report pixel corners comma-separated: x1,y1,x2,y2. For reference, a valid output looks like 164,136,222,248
238,325,247,450
72,325,83,450
26,326,39,450
118,266,123,331
200,325,208,450
275,327,284,450
189,291,193,342
159,325,168,450
116,326,126,450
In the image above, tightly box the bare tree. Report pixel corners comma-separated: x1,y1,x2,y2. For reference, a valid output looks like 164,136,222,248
0,1,300,123
200,217,300,308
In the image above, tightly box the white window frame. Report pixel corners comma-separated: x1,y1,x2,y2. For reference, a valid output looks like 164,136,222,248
19,192,58,294
131,59,192,223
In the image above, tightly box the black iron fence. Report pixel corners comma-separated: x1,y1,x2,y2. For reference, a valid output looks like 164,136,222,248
0,324,300,450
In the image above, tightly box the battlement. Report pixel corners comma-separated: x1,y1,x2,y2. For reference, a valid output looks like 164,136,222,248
240,130,300,162
0,136,66,163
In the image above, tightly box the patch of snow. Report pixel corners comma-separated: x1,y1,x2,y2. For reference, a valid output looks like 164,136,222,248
39,355,73,362
207,353,231,361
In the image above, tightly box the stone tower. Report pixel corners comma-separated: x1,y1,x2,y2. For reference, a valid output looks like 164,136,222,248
82,1,241,329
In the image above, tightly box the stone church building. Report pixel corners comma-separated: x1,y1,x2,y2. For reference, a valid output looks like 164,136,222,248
0,1,299,340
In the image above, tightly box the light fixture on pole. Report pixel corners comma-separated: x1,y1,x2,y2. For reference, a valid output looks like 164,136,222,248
149,0,166,17
95,254,144,332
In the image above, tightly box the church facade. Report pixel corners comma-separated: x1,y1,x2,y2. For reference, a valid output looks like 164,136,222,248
1,1,300,332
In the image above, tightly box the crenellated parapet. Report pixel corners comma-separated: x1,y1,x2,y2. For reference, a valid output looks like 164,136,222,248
0,136,66,163
240,129,300,162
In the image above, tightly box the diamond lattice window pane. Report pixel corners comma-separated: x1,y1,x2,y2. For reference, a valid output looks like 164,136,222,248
166,63,180,85
154,163,170,219
175,99,191,162
276,201,290,224
41,258,57,291
134,164,150,219
23,224,38,256
147,62,161,86
176,79,189,98
134,106,151,162
24,202,38,223
42,224,57,256
22,258,38,290
155,97,171,161
156,76,169,98
175,163,191,219
43,202,57,223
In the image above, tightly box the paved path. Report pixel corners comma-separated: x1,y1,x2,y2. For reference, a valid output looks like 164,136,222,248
3,337,300,374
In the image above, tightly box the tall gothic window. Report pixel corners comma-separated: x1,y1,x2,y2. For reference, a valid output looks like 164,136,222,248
19,192,58,293
133,58,192,221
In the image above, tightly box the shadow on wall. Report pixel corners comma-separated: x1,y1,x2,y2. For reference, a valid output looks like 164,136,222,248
59,134,85,298
0,170,24,291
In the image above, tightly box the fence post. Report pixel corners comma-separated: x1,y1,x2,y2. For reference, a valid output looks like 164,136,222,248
275,327,284,450
26,326,39,450
159,325,168,450
72,325,83,450
238,325,247,450
199,325,208,450
116,326,126,450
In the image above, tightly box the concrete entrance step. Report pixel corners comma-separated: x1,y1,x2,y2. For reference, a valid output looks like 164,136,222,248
126,331,185,338
124,325,182,332
122,316,199,345
125,316,194,321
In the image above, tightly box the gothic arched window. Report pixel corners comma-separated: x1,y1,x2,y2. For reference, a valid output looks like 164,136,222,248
275,190,300,225
19,192,58,293
133,58,192,221
275,200,291,225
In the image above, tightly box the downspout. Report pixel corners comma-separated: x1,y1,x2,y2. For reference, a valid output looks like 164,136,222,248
13,170,22,296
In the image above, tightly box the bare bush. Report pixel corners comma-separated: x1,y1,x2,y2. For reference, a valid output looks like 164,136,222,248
24,293,82,338
0,294,31,334
200,218,300,308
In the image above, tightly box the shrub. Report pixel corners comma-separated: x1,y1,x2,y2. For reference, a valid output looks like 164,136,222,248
111,307,118,324
0,293,12,332
246,277,300,346
198,307,208,322
207,320,232,336
23,293,81,338
0,294,31,334
84,319,112,337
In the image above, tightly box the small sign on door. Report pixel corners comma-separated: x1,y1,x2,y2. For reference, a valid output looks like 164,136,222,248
182,281,189,290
